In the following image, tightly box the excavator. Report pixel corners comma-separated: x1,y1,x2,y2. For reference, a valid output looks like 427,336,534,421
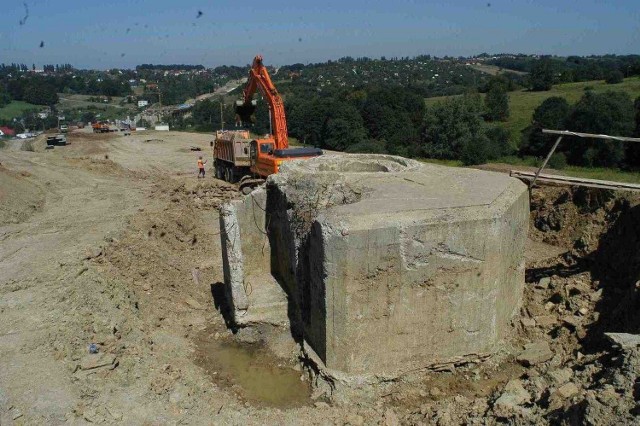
212,55,322,192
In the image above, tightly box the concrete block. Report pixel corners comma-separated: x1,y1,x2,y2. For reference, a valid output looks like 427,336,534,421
220,154,528,377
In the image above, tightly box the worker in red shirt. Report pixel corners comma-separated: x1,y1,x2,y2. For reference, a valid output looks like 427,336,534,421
197,156,207,178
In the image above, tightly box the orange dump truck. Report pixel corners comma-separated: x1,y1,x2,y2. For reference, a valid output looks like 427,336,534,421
91,122,110,133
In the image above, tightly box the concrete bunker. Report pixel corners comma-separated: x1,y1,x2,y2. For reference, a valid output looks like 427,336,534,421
220,154,529,377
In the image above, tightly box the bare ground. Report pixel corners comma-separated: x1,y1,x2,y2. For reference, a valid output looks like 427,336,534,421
1,130,639,424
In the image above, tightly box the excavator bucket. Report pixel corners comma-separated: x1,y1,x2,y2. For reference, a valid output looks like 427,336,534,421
235,99,257,126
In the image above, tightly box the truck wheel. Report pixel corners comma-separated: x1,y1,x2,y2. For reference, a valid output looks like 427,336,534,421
215,164,223,180
224,167,232,183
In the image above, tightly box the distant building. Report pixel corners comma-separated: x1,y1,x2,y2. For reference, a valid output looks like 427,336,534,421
138,100,149,108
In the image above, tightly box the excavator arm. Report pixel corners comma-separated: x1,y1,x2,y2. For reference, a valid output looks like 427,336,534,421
236,55,289,150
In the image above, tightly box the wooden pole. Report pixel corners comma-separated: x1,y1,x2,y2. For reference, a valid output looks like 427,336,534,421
531,136,563,189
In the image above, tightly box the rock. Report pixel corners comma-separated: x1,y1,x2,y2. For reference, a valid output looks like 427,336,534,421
84,246,103,260
521,317,536,328
596,385,619,406
493,379,530,418
517,341,554,366
536,277,551,289
590,288,603,302
578,307,589,316
604,333,640,350
384,408,400,426
562,315,582,329
557,382,579,399
314,401,329,408
547,368,573,385
549,382,580,409
535,315,556,328
235,327,262,344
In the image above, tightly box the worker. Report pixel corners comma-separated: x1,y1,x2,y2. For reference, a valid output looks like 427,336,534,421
197,156,207,178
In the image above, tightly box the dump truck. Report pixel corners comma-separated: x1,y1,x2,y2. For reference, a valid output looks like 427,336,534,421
91,122,110,133
212,55,322,192
212,129,252,183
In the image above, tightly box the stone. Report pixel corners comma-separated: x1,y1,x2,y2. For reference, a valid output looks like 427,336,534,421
536,277,551,289
604,333,640,350
517,341,553,366
535,315,556,328
562,315,582,329
521,317,536,328
556,382,579,399
314,401,329,408
493,379,530,418
547,368,573,385
220,154,528,377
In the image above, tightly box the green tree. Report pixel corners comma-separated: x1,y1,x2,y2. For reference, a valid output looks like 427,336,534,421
605,69,624,84
22,81,58,105
521,97,571,156
484,77,509,121
529,58,555,91
564,91,635,167
421,94,486,160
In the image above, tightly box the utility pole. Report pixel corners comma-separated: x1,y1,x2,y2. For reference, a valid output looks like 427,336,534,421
220,101,224,130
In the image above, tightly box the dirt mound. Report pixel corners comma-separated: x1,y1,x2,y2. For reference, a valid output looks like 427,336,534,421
163,180,239,210
66,156,143,179
0,164,45,224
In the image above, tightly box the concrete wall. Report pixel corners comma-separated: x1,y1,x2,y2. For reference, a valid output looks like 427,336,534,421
305,184,528,375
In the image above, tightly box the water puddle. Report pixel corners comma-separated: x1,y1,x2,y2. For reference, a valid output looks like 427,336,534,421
194,328,311,408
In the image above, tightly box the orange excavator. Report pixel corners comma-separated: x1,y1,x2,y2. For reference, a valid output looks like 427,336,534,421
213,55,322,192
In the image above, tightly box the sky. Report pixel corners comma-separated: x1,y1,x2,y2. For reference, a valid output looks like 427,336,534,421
1,0,639,69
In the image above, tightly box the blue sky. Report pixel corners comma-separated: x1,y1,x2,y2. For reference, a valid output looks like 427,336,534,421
1,0,639,69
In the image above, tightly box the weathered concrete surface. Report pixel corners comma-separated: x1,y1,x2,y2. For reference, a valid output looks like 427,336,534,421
220,187,289,326
220,154,528,377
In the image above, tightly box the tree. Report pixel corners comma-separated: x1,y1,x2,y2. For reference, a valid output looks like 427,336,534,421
421,94,486,160
625,96,640,167
22,81,58,105
521,97,571,156
605,69,624,84
564,91,635,167
529,59,555,91
484,77,509,121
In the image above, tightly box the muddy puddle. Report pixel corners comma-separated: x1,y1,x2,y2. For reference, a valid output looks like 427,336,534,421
194,328,311,408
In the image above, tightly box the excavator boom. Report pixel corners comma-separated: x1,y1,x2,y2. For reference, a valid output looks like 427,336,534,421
237,55,289,150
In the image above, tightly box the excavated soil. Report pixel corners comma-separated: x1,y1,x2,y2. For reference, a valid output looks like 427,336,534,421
1,130,640,424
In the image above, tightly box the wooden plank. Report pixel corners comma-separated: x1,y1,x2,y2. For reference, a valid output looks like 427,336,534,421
541,129,640,143
510,170,640,192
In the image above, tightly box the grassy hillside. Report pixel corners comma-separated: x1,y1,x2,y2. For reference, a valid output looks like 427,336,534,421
0,101,39,120
425,77,640,144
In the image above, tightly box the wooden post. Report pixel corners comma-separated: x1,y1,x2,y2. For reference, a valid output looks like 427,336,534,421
531,136,563,189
